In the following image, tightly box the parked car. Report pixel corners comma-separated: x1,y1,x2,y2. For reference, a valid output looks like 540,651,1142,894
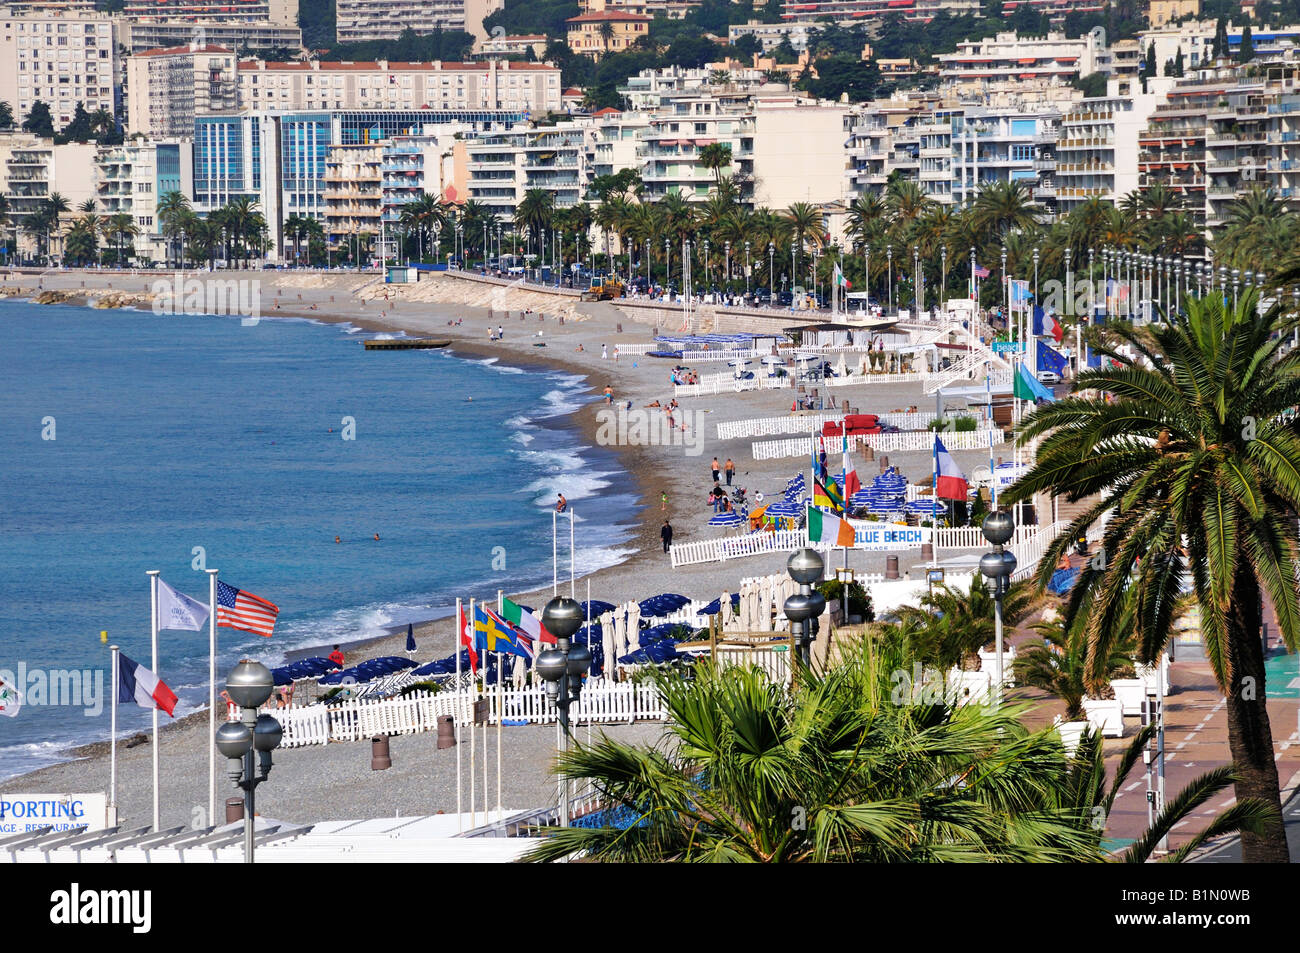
1037,370,1062,385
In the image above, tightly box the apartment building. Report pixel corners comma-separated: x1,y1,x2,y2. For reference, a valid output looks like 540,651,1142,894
193,109,524,260
237,59,562,116
380,127,467,235
1148,0,1199,28
726,20,813,51
589,107,651,183
914,107,1060,206
565,10,651,60
118,20,303,54
121,0,298,25
472,33,549,59
323,143,383,254
125,44,237,139
0,11,117,130
465,124,589,219
1138,77,1215,231
0,133,97,259
845,94,941,197
937,29,1111,85
778,0,980,24
334,0,505,44
1053,76,1173,210
996,0,1104,21
94,140,193,263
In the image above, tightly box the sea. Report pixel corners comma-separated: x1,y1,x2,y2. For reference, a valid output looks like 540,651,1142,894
0,301,641,780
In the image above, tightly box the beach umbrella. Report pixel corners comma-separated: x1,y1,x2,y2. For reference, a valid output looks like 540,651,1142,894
759,575,773,632
627,603,642,653
765,500,802,518
835,353,848,378
512,654,527,688
708,511,743,527
405,623,416,655
600,613,615,678
613,608,627,659
719,590,732,631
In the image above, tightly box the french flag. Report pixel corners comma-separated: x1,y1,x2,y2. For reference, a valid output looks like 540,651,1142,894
117,652,178,717
935,437,969,501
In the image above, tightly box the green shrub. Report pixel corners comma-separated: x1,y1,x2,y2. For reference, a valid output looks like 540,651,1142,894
815,579,874,622
927,416,978,433
400,680,441,697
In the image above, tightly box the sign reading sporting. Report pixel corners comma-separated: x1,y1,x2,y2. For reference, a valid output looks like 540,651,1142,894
0,793,109,833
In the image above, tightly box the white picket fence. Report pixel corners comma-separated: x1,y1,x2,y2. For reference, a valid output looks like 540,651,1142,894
680,347,770,363
612,343,656,356
267,683,670,748
752,428,1006,461
670,522,1046,569
675,375,792,397
716,409,987,441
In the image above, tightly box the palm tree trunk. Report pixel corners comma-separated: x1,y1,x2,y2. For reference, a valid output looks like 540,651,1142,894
1224,563,1290,861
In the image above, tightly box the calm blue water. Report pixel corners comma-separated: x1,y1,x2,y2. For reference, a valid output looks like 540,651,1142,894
0,302,639,779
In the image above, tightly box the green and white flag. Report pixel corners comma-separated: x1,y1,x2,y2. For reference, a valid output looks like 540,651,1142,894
0,676,22,718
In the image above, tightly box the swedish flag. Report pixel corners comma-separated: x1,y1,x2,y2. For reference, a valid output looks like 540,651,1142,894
474,604,533,659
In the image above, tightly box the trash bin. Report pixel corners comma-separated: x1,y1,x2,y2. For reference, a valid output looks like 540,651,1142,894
437,715,456,749
371,734,392,771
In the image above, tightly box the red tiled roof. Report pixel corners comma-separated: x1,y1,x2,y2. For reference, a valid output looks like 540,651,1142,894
565,10,652,21
238,60,558,71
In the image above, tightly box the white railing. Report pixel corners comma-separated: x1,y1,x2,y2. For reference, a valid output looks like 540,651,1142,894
715,409,984,442
752,428,1006,460
612,343,656,356
679,346,770,363
818,372,927,388
268,683,669,748
675,375,792,397
670,528,808,568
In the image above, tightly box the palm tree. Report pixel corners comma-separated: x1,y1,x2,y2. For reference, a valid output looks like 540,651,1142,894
43,192,70,262
525,640,1105,863
783,201,823,285
0,194,11,265
1057,726,1275,862
104,212,136,267
892,575,1042,672
157,191,191,268
515,188,555,259
1004,290,1300,862
698,143,732,188
967,180,1040,253
1216,186,1297,269
63,216,98,266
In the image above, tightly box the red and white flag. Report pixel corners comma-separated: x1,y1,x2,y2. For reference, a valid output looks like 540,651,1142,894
216,580,279,637
934,437,969,501
459,601,478,673
842,433,861,502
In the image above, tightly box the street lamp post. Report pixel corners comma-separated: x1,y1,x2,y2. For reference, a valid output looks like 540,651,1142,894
782,548,826,670
744,240,751,298
724,240,730,292
913,245,920,316
864,244,871,309
1001,246,1008,325
664,238,671,291
940,244,947,309
768,242,775,305
534,597,592,827
1032,247,1040,344
213,659,282,864
887,244,893,313
978,512,1017,707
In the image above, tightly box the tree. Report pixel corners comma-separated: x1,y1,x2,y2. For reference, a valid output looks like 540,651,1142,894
1172,48,1185,77
156,191,192,268
524,641,1106,863
1005,291,1300,862
0,101,13,129
1212,16,1229,60
22,101,54,138
104,212,137,266
697,143,732,188
1240,24,1255,63
515,188,556,258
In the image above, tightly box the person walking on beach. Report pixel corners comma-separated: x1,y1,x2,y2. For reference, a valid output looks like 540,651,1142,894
661,490,668,511
661,520,673,553
601,344,608,359
711,457,721,482
724,457,735,486
556,493,567,513
498,325,503,339
604,385,613,405
329,645,345,668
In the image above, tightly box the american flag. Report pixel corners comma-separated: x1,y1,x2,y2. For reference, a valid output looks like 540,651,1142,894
216,580,279,638
973,264,990,279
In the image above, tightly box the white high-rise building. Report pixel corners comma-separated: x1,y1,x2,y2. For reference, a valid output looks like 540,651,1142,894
125,43,238,139
0,11,117,130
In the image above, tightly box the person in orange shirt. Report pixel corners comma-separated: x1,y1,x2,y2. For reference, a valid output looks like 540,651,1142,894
328,645,345,668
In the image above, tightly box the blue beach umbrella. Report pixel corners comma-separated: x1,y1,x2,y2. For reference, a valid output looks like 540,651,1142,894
405,623,416,654
708,511,743,527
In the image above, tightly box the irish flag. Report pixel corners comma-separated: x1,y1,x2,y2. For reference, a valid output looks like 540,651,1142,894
935,437,969,500
501,597,555,646
808,506,855,547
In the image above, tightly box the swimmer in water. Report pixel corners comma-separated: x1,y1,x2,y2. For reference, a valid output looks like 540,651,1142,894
335,536,341,544
374,533,380,541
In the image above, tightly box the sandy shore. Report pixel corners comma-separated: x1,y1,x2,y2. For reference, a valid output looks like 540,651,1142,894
1,266,1003,824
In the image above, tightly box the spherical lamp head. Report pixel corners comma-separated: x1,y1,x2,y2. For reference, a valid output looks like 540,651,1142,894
783,592,814,623
541,597,583,643
253,713,283,752
982,511,1015,546
226,659,274,710
787,548,825,584
216,720,253,761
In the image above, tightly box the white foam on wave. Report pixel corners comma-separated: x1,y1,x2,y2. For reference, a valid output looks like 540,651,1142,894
0,740,83,782
525,469,616,505
510,431,535,446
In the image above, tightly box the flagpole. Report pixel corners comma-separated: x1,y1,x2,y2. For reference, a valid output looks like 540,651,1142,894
497,589,503,819
455,597,463,832
147,569,160,832
484,654,490,822
569,508,576,598
110,643,119,820
475,598,480,826
207,568,218,828
552,510,558,595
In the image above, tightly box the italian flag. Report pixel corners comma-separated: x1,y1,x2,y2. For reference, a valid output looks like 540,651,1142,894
501,597,556,645
834,264,851,289
807,506,855,547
